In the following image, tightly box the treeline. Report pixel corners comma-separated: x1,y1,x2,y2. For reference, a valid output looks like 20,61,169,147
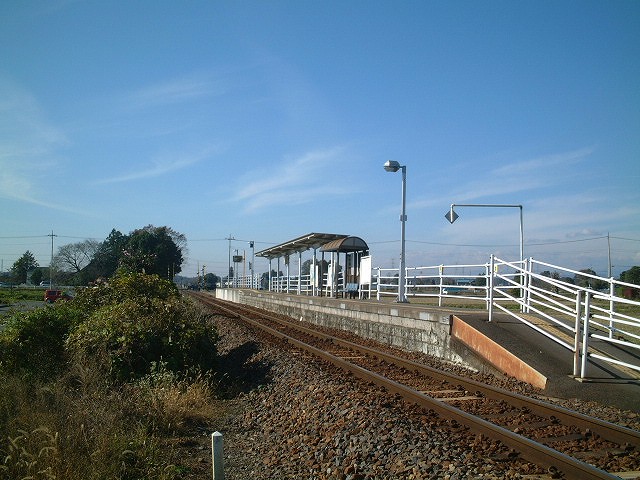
4,225,186,286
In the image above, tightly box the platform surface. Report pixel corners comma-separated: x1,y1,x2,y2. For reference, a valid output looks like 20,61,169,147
454,311,640,413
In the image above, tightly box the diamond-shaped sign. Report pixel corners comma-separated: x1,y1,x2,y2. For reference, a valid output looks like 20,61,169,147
444,209,459,224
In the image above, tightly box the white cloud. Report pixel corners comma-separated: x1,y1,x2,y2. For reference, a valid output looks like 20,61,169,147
0,78,73,210
233,146,349,212
450,147,595,203
94,146,219,184
123,75,225,109
492,147,594,177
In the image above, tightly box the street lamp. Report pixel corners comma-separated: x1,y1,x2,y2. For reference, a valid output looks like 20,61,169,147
384,160,409,303
445,203,524,263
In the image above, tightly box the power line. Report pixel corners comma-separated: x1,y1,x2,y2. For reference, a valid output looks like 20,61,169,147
0,235,49,239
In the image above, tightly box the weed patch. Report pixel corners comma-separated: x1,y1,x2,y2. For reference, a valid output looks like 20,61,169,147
0,273,222,479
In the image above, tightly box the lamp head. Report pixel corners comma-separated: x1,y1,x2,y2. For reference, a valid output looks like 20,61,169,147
384,160,401,172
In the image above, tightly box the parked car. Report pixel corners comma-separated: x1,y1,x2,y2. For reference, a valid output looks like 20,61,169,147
44,289,72,303
40,281,51,287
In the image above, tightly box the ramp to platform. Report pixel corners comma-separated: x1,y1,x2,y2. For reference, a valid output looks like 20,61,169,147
452,313,640,413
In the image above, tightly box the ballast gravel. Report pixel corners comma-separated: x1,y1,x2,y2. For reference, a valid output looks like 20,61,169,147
210,316,543,479
205,312,639,480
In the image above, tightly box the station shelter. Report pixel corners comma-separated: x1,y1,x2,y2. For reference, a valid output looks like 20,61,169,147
255,232,370,298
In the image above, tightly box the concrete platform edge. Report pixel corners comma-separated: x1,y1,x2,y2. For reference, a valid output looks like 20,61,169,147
451,315,548,389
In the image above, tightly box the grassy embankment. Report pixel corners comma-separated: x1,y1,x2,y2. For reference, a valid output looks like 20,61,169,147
0,273,222,480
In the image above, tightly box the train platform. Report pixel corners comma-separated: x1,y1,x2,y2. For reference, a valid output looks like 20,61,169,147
218,288,640,413
453,310,640,413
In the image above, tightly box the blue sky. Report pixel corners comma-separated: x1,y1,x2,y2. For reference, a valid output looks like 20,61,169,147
1,0,639,279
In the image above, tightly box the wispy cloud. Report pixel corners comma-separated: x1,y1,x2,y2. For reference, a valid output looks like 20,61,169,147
492,147,594,177
451,146,595,203
123,75,225,110
0,78,77,211
94,146,219,184
233,146,349,212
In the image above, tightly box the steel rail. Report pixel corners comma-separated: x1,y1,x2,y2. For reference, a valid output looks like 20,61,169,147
203,295,640,448
195,294,622,480
268,310,640,448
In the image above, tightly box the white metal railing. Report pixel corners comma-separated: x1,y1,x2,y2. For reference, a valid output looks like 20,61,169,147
266,272,348,297
490,255,640,379
384,257,640,378
233,254,640,379
377,262,490,307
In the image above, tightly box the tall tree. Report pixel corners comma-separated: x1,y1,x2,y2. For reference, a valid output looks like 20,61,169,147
31,268,44,285
79,229,129,283
204,272,219,290
574,268,607,290
11,251,39,284
620,266,640,286
120,225,184,279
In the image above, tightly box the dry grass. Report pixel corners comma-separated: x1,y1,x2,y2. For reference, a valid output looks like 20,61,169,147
0,359,222,480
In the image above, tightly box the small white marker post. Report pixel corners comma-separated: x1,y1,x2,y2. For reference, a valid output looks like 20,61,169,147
211,431,224,480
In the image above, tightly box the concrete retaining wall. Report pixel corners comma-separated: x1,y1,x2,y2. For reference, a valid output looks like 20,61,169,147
215,289,498,373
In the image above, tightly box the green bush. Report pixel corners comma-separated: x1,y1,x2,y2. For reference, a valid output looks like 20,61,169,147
67,295,217,381
0,304,84,379
72,272,180,313
0,272,220,479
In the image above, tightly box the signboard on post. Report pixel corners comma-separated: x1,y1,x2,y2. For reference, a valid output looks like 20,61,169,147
232,255,243,263
360,255,372,286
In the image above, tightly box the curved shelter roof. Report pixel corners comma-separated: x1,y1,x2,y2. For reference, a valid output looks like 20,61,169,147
255,232,348,260
320,236,369,253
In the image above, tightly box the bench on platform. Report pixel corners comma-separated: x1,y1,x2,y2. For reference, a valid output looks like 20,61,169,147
346,283,359,299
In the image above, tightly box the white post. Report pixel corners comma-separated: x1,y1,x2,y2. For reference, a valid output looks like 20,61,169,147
522,257,531,313
211,431,224,480
488,255,495,322
609,278,615,339
484,262,490,310
573,290,582,377
438,265,444,307
398,165,408,303
580,292,592,379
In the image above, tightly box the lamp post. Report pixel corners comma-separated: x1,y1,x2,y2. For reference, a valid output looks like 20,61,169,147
250,241,255,289
384,160,409,303
445,203,524,263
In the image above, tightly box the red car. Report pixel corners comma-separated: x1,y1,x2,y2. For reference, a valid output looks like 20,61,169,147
44,289,72,303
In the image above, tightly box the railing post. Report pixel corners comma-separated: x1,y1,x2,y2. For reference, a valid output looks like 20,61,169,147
488,255,495,322
438,264,444,307
580,292,592,379
376,268,381,301
523,257,532,313
609,278,615,339
573,290,582,377
211,431,224,480
484,262,490,310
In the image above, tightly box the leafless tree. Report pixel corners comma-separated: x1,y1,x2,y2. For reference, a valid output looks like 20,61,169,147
53,239,101,273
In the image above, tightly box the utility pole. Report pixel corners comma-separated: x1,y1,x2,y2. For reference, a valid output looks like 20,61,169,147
48,230,57,287
225,235,235,287
607,232,612,278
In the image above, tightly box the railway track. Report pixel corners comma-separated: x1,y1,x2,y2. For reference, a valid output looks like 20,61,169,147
190,292,640,479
